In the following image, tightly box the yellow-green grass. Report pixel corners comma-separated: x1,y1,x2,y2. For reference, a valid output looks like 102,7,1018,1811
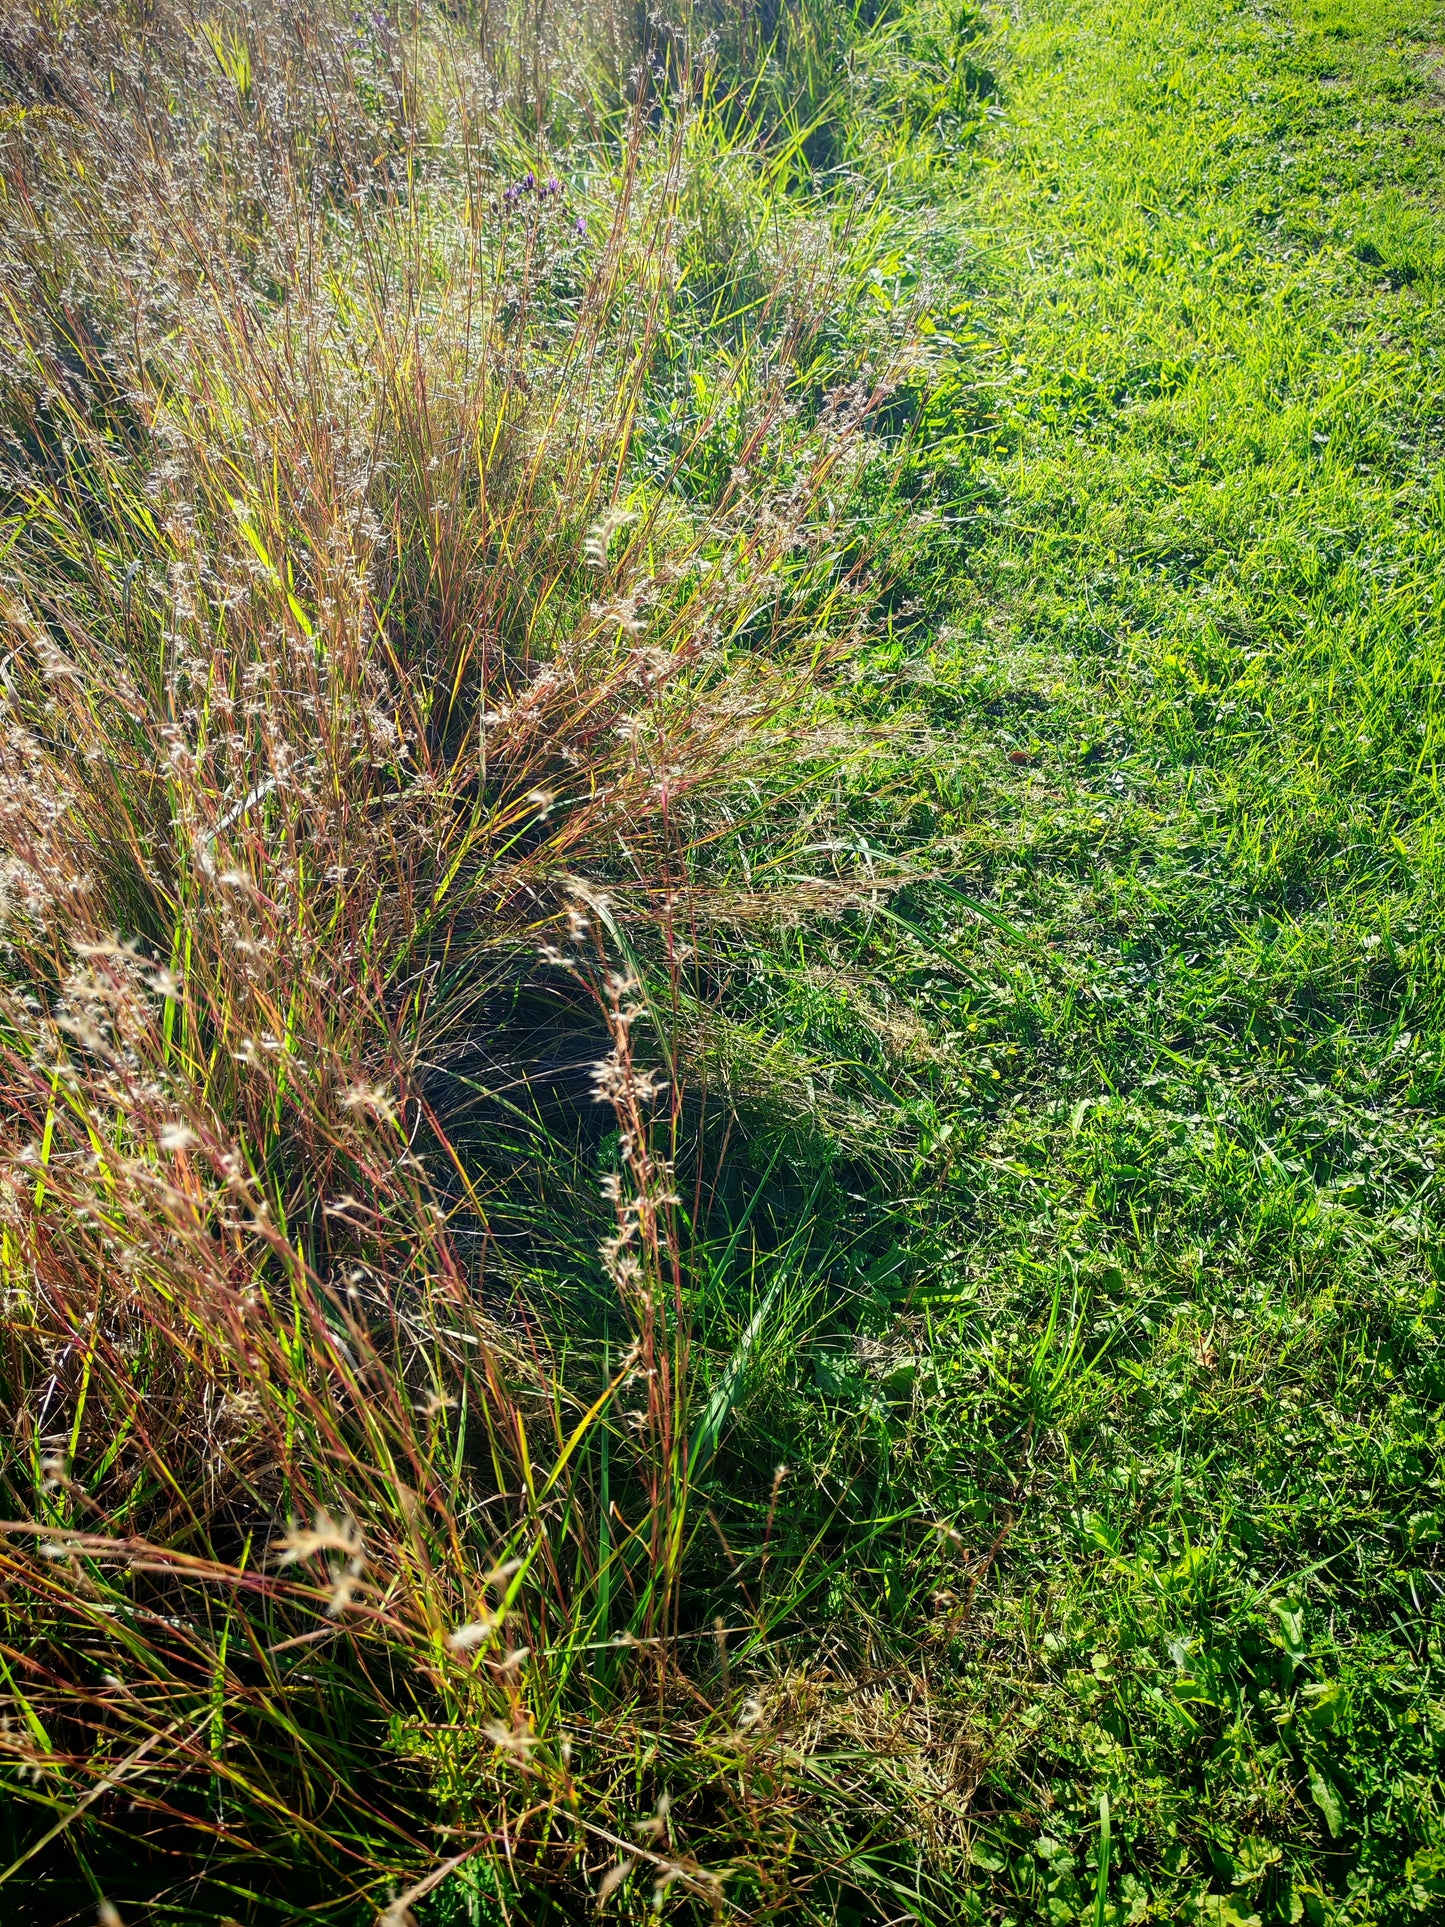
727,2,1445,1922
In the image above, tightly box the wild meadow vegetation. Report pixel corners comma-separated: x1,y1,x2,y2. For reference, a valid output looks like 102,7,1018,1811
0,0,1442,1920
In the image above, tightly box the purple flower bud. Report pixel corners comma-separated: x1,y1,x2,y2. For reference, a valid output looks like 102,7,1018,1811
523,170,535,190
546,176,561,196
576,214,587,237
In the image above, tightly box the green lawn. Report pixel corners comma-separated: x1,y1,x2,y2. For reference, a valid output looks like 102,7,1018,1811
738,1,1445,1919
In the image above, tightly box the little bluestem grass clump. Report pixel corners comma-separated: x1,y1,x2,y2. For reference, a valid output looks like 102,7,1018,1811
0,2,961,1920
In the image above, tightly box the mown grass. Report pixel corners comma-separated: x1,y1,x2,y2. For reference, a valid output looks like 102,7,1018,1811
0,0,1442,1923
725,1,1445,1921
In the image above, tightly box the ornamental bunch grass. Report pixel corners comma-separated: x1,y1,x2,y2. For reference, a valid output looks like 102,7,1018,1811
0,1,950,1920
